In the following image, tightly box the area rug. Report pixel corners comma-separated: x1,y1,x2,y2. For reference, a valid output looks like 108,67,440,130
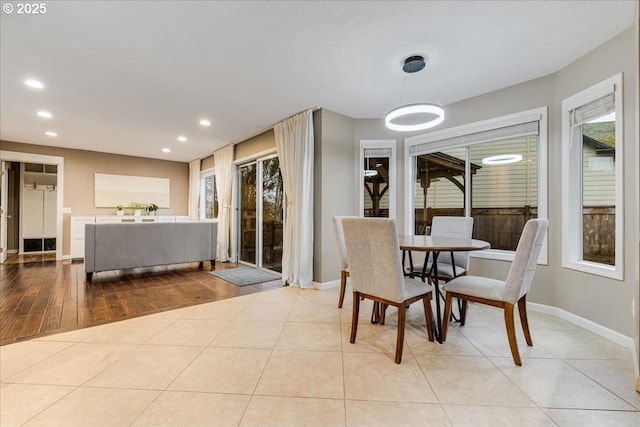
209,266,281,286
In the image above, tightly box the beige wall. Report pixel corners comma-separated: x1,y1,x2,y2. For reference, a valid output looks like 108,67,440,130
199,130,276,171
201,155,215,171
1,141,189,256
234,130,276,161
313,109,355,283
548,27,637,339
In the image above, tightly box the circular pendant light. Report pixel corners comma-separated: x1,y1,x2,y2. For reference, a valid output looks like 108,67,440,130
385,55,445,132
385,103,445,132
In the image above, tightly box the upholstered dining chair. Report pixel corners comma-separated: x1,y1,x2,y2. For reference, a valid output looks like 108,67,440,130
342,217,435,364
410,216,474,282
332,216,354,308
441,218,548,366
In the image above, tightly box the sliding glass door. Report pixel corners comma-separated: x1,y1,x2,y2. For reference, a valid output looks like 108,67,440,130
239,163,257,264
237,155,283,272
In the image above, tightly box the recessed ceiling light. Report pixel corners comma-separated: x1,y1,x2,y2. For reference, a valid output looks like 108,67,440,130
177,136,187,142
37,111,52,119
45,131,58,137
162,148,171,153
25,79,44,89
199,119,211,127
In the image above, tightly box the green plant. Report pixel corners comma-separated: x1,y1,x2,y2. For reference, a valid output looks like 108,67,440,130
128,202,147,210
116,205,123,211
146,203,159,214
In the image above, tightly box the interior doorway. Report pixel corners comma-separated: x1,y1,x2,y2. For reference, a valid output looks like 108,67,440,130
0,150,64,263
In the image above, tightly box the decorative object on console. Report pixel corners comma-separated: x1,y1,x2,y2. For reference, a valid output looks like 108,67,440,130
146,203,159,216
94,173,170,208
128,201,147,216
116,205,124,216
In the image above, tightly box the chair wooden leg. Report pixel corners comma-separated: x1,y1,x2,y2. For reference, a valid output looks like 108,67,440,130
338,270,347,308
371,301,380,324
504,303,522,366
395,304,406,364
422,294,435,342
518,295,533,346
380,303,388,325
350,292,360,344
460,300,468,326
441,292,453,342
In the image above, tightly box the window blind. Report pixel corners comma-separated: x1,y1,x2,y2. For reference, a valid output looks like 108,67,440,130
569,92,615,127
364,147,393,158
409,121,539,156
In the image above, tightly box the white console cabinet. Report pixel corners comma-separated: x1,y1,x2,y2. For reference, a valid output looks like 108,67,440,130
70,215,191,259
70,216,94,259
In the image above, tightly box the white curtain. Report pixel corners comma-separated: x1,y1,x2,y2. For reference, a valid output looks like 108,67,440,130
274,109,314,288
214,144,235,262
188,159,201,221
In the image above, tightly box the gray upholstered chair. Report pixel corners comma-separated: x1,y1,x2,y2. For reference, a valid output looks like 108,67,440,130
410,216,474,281
441,218,548,366
331,216,353,308
342,217,435,364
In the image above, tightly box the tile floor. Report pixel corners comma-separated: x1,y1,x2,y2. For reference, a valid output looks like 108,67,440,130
1,285,639,426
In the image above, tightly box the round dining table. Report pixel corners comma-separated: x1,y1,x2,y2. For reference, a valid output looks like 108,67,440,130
399,235,490,343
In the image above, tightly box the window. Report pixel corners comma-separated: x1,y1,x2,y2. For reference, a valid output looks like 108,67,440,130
404,107,547,262
360,140,396,219
412,147,465,234
200,169,218,220
562,74,623,280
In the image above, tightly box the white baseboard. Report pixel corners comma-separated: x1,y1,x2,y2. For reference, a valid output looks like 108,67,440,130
309,281,639,377
314,279,339,290
528,302,639,378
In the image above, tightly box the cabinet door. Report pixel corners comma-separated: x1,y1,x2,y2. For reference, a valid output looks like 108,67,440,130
43,190,57,236
22,190,44,237
71,216,94,259
96,216,120,224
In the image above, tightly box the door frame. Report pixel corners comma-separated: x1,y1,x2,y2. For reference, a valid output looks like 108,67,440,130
234,151,281,269
1,160,7,263
0,151,64,261
236,160,258,266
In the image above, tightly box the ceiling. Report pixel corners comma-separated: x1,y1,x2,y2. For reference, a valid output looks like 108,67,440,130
1,1,636,163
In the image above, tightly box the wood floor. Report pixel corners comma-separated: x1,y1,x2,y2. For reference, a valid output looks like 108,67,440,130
0,254,282,346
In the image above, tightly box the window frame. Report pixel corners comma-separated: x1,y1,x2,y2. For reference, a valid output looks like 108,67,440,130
561,73,623,280
359,139,397,219
404,107,548,264
199,167,218,221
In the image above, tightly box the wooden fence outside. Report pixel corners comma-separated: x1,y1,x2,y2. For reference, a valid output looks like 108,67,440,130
414,206,614,264
582,207,615,265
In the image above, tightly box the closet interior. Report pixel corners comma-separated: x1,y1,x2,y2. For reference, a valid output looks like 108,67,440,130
20,162,57,253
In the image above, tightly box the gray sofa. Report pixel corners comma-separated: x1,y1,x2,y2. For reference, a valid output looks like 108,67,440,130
85,221,217,282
